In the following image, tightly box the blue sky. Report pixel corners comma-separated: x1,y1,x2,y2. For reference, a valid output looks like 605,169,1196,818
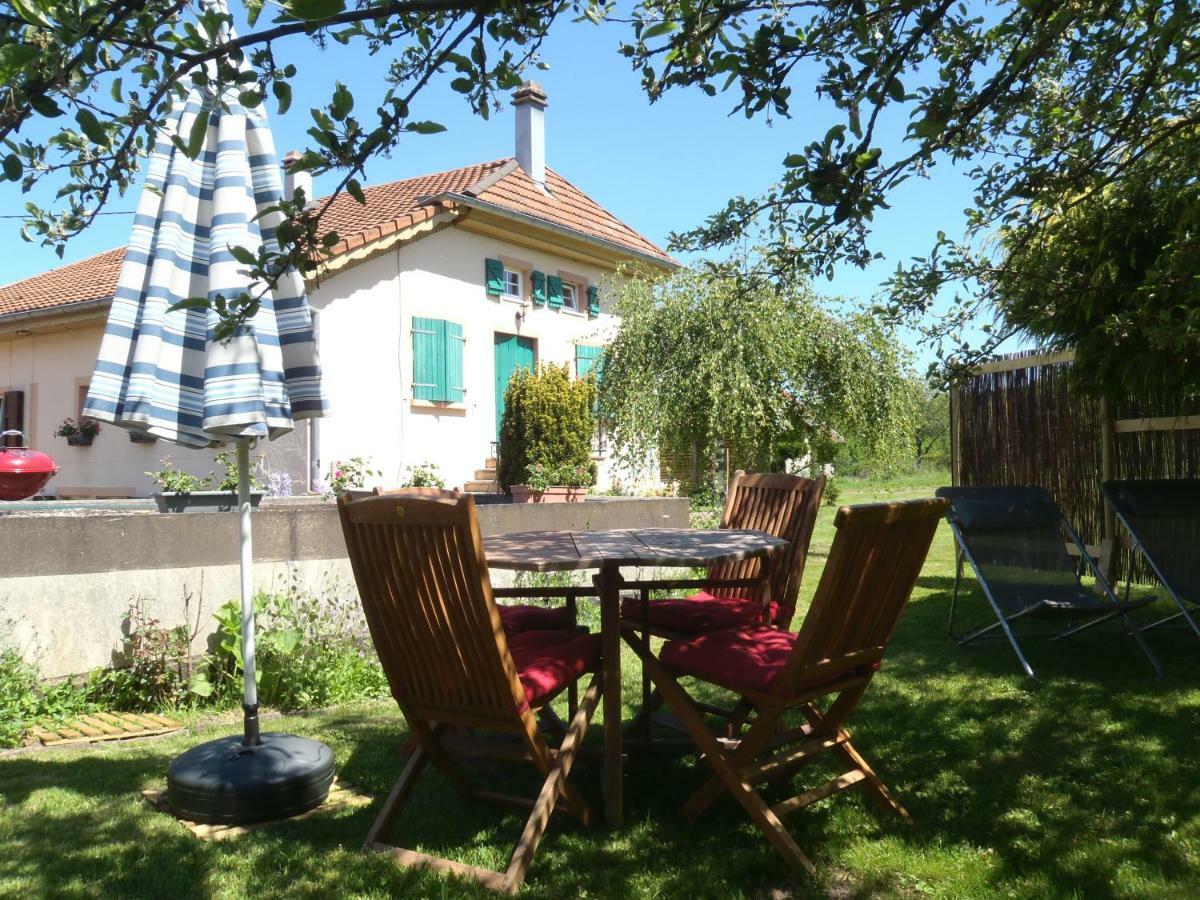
0,14,984,368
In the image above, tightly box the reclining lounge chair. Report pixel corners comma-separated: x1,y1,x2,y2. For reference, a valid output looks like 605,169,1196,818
936,485,1161,678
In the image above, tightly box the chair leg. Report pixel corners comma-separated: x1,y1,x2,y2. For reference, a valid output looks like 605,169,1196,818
364,745,429,850
639,648,816,875
949,549,964,636
503,676,602,892
1121,611,1164,678
680,710,778,823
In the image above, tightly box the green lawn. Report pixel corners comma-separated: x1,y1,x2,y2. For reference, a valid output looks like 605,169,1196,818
2,477,1198,898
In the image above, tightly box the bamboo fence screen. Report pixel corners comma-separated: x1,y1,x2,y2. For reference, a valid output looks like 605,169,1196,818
952,348,1200,580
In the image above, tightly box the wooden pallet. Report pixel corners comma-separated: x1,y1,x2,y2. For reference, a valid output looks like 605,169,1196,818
141,778,372,841
31,711,183,746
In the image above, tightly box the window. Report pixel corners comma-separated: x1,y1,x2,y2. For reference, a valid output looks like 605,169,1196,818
561,282,578,310
503,268,522,300
412,317,465,403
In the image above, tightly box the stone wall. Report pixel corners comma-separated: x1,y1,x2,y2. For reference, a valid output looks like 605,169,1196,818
0,496,688,677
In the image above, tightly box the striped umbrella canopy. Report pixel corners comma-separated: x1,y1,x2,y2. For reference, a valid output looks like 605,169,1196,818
83,8,325,447
83,0,327,753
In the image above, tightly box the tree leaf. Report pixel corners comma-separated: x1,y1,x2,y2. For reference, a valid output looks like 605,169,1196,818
286,0,346,21
186,108,210,160
229,244,257,266
330,82,353,120
346,178,365,204
75,109,107,145
405,120,446,134
272,80,292,115
2,154,22,181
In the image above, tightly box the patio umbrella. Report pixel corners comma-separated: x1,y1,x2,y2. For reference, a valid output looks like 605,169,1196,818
83,0,333,825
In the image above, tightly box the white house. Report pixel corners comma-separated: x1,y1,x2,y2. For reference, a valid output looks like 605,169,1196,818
0,83,676,498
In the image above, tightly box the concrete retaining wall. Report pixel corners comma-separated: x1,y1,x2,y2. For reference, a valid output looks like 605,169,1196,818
0,496,687,678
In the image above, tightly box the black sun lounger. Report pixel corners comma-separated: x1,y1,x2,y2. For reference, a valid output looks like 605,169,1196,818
1102,479,1200,640
935,485,1161,678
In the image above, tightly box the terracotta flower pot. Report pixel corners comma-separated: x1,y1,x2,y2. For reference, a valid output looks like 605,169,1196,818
510,485,587,503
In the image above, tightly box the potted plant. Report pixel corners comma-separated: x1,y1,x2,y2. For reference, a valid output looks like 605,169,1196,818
510,462,592,503
321,456,381,500
54,417,100,447
147,453,264,513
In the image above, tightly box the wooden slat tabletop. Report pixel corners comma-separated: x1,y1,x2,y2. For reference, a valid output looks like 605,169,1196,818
484,527,786,572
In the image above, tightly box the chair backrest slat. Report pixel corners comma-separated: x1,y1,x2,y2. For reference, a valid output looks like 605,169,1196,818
782,498,947,688
338,489,528,722
708,471,825,627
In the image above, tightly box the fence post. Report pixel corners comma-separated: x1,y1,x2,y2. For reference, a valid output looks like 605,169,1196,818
949,381,961,486
1099,394,1116,581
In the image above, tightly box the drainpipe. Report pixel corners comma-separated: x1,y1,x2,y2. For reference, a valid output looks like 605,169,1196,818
395,245,405,482
308,309,322,493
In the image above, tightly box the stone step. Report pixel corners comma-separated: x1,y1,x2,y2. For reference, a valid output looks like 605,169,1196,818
464,480,499,493
474,468,497,480
485,457,498,469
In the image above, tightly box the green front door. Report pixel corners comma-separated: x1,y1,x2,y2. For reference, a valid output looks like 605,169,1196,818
494,333,535,437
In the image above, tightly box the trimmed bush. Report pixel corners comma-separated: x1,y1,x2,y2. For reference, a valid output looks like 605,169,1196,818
498,364,596,492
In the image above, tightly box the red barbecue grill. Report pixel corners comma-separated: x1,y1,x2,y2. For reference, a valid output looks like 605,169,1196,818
0,430,57,501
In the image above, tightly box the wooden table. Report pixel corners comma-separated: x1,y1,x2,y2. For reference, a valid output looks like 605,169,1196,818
484,527,787,828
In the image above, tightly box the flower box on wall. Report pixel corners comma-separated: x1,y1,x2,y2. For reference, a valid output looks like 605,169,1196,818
65,434,94,447
129,431,157,444
153,490,264,514
510,485,587,504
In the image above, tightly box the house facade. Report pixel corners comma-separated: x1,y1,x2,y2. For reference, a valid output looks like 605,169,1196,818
0,83,675,497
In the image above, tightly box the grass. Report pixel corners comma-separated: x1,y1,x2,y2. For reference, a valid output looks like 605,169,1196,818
2,474,1199,898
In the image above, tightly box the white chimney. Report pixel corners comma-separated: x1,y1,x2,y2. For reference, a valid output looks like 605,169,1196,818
282,150,312,205
512,81,548,187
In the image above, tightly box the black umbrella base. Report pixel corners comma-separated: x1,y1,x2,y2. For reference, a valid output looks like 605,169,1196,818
166,732,335,825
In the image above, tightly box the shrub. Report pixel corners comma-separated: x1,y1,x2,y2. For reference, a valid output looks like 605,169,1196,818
0,649,97,748
88,601,200,711
201,572,388,709
498,364,596,492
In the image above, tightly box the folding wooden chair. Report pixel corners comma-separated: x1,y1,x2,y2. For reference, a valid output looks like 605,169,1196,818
624,498,947,874
337,489,603,894
621,471,826,637
344,486,590,636
619,471,824,739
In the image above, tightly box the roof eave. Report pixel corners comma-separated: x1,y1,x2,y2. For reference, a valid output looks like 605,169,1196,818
0,295,112,333
433,192,679,271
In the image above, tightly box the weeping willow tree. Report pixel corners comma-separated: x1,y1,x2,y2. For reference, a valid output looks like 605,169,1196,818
599,262,918,483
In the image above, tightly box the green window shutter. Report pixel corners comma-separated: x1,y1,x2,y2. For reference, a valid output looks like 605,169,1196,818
412,317,446,401
547,275,564,310
484,258,505,296
446,321,466,403
531,270,546,306
575,344,600,379
587,285,600,317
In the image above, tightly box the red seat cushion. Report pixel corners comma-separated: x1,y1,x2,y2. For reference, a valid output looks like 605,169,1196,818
508,630,601,709
620,590,780,633
659,627,796,696
497,603,574,633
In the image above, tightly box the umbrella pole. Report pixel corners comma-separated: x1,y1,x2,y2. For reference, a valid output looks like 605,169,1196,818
238,439,261,747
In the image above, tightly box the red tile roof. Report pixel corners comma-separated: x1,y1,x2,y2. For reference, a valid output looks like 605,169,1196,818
0,158,672,321
0,247,125,319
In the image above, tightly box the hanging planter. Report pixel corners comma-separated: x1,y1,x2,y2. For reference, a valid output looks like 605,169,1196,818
55,417,100,447
129,431,157,444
